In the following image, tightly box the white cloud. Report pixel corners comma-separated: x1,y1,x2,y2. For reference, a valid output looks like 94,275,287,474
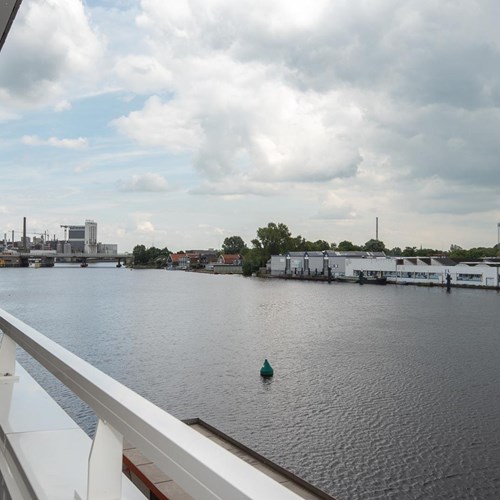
0,108,20,122
316,193,358,220
113,96,203,153
99,0,500,250
114,55,173,93
54,100,72,112
119,172,169,192
198,223,224,236
22,135,88,149
114,64,362,185
0,0,105,106
137,221,155,233
2,0,500,251
190,179,280,197
74,162,92,174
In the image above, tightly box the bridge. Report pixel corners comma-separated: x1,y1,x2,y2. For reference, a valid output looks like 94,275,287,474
0,252,133,267
0,309,303,499
17,252,132,260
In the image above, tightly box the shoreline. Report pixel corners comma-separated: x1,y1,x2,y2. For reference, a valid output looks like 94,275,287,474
256,272,500,290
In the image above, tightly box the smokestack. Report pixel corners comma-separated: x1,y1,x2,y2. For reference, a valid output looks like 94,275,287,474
23,216,27,250
376,217,379,241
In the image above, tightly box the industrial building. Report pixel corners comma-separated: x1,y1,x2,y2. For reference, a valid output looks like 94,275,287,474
61,220,98,254
59,220,116,255
269,251,500,288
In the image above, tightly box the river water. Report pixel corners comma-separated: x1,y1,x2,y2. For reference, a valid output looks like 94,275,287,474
1,264,499,499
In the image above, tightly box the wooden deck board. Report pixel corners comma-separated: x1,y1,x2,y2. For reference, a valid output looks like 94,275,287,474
122,418,335,500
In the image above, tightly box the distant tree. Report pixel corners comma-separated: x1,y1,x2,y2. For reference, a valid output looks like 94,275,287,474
250,239,262,250
457,247,497,260
254,222,292,260
145,247,161,261
448,249,467,259
133,244,169,267
337,240,361,251
477,247,497,258
363,239,386,252
133,244,147,264
447,245,500,260
241,246,264,276
308,240,332,251
222,235,246,254
288,235,307,252
402,246,417,257
388,246,402,256
417,248,443,257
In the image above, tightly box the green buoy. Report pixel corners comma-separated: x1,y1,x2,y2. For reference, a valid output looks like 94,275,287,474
260,359,274,378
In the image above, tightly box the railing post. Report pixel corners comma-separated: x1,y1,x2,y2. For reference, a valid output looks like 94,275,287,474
86,419,123,499
0,333,16,377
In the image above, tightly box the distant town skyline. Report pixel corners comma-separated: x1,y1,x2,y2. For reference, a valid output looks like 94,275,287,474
2,214,498,256
1,0,500,252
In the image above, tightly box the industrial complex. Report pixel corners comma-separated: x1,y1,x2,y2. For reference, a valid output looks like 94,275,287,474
0,218,121,267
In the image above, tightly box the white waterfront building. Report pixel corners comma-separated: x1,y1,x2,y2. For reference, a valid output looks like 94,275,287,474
270,251,386,277
346,255,500,287
269,252,500,288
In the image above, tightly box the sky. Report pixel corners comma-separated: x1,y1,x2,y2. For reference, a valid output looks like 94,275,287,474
1,0,499,253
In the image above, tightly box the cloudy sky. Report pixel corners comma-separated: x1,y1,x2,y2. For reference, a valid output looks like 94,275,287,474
1,0,499,252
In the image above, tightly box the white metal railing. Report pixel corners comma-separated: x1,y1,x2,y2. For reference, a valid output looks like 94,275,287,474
0,308,301,499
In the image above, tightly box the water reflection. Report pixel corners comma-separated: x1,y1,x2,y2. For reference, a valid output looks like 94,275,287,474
260,376,274,390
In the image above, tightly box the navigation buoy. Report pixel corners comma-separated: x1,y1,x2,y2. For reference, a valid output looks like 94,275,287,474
260,359,274,378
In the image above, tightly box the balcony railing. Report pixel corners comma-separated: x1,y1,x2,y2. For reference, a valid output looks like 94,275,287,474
0,308,300,499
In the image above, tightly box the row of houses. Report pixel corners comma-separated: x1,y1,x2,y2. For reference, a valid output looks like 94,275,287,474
268,251,500,288
167,251,243,273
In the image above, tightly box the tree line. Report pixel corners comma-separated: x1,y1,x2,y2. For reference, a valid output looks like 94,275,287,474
132,244,170,268
132,222,500,273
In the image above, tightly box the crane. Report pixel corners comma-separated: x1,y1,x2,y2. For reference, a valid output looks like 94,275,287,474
12,230,46,239
8,230,49,249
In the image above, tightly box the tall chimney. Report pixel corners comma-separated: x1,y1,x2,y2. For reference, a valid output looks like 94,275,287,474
23,216,27,250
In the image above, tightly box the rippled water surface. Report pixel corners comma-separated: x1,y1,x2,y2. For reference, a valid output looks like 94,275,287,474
1,265,500,499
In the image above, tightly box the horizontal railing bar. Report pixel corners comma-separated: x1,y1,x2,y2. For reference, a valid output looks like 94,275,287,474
0,308,300,500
